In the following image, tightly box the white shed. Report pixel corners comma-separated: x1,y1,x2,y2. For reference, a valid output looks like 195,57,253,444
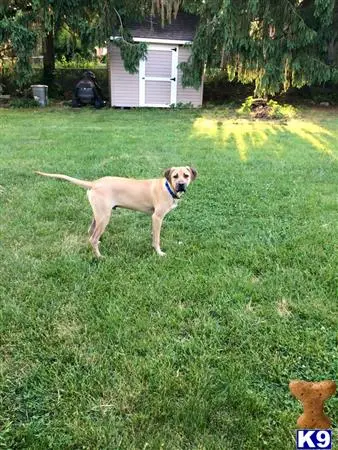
108,13,203,108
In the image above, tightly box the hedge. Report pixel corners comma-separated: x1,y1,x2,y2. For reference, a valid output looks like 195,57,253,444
1,67,337,105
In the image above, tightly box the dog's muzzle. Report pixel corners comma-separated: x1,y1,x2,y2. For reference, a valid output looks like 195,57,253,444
176,183,187,192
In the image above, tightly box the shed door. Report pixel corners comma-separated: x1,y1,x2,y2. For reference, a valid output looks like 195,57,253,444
139,45,178,107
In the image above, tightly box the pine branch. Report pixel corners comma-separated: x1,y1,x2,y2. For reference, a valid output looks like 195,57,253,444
112,7,135,48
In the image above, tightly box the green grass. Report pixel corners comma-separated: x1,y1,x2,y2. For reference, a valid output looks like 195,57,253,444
0,106,337,449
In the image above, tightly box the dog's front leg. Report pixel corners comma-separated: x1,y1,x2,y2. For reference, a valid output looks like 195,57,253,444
152,211,166,256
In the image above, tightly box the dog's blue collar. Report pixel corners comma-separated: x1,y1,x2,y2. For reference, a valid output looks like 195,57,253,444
165,180,179,199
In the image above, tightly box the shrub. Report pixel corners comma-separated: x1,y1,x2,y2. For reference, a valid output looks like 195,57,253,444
238,96,256,114
267,99,297,119
55,55,105,69
170,102,194,109
10,97,40,108
237,96,297,119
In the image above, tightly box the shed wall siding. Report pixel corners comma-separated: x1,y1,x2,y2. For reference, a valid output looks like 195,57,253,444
110,45,139,106
177,46,203,107
145,81,171,104
145,50,172,77
109,43,203,107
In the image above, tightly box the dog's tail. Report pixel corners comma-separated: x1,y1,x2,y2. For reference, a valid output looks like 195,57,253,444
35,171,93,189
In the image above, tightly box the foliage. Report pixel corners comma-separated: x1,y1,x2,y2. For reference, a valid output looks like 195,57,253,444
178,0,338,96
54,25,88,61
0,0,151,86
238,96,262,114
112,34,147,73
170,101,194,108
203,69,254,104
0,5,37,87
179,58,203,90
266,100,297,119
9,97,40,108
238,96,297,119
2,0,338,96
55,55,105,69
1,68,108,100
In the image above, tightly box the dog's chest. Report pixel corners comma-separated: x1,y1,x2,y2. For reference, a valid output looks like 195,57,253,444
165,201,178,215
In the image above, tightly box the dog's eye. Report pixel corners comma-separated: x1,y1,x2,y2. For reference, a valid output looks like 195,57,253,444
183,173,189,178
173,174,179,179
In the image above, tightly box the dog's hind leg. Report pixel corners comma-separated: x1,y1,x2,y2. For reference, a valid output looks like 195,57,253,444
87,190,113,258
87,191,97,237
89,216,111,258
88,218,96,237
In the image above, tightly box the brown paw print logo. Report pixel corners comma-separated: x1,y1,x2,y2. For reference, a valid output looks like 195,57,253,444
289,380,336,429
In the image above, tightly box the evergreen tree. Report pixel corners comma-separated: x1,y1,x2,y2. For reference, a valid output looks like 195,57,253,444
0,0,150,86
1,0,337,95
179,0,338,95
0,1,37,87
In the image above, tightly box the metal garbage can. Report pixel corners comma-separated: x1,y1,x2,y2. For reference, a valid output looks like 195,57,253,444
31,84,48,107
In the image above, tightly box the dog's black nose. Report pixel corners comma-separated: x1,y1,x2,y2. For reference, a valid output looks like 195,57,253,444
177,183,186,192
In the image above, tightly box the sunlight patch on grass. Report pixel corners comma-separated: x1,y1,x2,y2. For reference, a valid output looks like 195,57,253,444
192,117,336,160
276,298,293,318
192,118,219,136
245,300,255,313
61,232,87,255
232,126,248,161
56,320,81,341
286,120,335,158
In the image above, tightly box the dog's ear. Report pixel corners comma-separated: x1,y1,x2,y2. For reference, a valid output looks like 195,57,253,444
189,167,198,181
164,168,172,181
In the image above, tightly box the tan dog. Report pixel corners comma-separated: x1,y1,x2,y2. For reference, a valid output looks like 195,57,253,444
35,167,197,257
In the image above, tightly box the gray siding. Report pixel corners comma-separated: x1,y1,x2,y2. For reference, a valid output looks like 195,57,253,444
145,50,172,77
145,81,171,104
109,43,203,107
177,46,203,107
109,45,139,107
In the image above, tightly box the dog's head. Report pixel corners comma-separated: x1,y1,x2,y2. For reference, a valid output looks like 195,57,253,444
164,166,197,193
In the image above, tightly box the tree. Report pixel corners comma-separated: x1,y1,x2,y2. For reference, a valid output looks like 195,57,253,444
0,1,37,87
39,0,152,83
2,0,337,96
178,0,338,96
0,0,151,87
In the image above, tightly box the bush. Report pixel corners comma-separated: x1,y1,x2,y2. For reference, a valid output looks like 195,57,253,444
10,97,40,108
170,102,194,109
266,99,297,119
50,68,109,100
237,96,256,114
11,68,109,101
203,69,254,104
55,55,105,69
237,96,297,119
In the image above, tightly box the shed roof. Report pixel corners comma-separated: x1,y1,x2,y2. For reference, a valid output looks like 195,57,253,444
127,12,198,42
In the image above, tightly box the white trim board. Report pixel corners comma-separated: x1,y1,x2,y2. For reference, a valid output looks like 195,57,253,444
147,44,178,51
110,36,192,45
139,58,146,106
171,46,178,105
140,104,171,108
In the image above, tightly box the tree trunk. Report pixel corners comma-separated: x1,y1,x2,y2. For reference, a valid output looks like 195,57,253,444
43,29,55,86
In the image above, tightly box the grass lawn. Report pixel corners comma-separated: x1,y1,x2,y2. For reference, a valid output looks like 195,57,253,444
0,106,337,449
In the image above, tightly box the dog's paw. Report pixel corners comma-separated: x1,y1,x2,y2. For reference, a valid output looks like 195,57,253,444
157,250,166,257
